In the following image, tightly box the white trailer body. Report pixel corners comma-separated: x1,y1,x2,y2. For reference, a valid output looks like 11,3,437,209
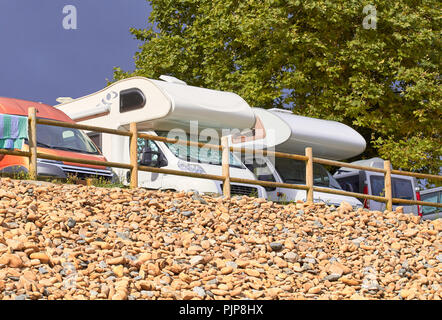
56,76,266,198
231,108,366,207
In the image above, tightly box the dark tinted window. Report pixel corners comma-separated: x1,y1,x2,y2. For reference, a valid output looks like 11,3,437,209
392,178,414,200
370,176,414,199
274,158,334,188
120,88,146,113
370,176,385,196
336,175,360,193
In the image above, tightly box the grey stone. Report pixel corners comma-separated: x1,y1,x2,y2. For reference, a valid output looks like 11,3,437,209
270,242,283,251
324,273,341,282
66,218,76,228
226,261,238,269
38,266,48,275
192,193,208,204
314,220,323,228
193,286,206,298
181,211,193,217
206,290,214,298
15,294,27,300
302,263,313,271
116,231,130,241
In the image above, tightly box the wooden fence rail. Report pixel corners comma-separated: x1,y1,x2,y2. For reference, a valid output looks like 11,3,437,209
0,107,440,212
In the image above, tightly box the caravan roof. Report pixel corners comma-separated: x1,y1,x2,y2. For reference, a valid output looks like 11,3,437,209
268,109,366,160
56,77,256,133
232,107,366,161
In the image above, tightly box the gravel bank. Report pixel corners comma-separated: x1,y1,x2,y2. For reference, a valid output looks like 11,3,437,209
0,178,440,300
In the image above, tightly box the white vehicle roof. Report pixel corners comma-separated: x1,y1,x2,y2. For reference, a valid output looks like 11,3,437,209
232,108,366,161
56,76,256,133
420,186,442,195
268,109,366,160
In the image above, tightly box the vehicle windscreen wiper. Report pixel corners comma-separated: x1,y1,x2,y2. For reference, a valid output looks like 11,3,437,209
37,141,54,149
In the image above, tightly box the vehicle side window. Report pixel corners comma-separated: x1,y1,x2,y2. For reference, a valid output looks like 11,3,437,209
336,175,359,192
313,164,330,187
137,138,160,164
87,132,102,150
245,157,276,191
370,176,414,200
370,176,385,196
421,191,439,215
392,178,413,200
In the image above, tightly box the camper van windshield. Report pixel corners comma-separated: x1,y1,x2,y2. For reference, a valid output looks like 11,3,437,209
34,123,99,155
156,131,243,168
275,158,342,189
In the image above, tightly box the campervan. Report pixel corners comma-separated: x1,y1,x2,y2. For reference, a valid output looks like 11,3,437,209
333,158,420,214
55,76,267,198
231,108,366,208
0,97,113,180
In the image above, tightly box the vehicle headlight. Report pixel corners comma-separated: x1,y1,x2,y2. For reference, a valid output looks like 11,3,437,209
177,161,206,174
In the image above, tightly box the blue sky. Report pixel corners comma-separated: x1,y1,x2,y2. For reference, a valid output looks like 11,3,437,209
0,0,151,105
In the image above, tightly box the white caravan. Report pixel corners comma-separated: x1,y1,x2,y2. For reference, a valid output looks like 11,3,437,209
231,108,366,208
55,76,267,198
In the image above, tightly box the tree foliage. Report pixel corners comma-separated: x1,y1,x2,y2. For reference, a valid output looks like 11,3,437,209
113,0,441,174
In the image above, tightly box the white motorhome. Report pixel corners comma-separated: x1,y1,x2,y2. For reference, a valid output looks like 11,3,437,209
55,76,267,198
231,108,367,208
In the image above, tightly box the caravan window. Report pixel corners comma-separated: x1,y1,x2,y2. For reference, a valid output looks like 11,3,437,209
120,88,146,113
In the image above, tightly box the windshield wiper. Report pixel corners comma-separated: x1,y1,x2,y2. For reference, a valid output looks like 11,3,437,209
37,141,54,149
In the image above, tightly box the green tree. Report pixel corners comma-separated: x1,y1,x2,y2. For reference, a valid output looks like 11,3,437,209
113,0,441,174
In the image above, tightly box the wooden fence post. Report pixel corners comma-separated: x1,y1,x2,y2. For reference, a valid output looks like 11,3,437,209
221,136,231,198
28,107,37,181
384,160,393,211
129,122,138,189
305,147,314,203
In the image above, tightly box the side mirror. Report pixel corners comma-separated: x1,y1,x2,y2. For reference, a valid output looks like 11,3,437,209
139,147,168,168
158,153,168,167
140,149,153,166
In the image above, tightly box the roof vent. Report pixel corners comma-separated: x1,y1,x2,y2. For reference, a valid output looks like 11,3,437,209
159,75,187,85
56,97,74,104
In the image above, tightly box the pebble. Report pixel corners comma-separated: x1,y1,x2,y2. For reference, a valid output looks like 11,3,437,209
181,211,193,217
0,177,440,301
284,252,299,263
67,218,76,228
270,242,283,252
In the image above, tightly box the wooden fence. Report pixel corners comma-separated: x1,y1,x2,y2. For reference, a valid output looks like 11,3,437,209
0,107,441,212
